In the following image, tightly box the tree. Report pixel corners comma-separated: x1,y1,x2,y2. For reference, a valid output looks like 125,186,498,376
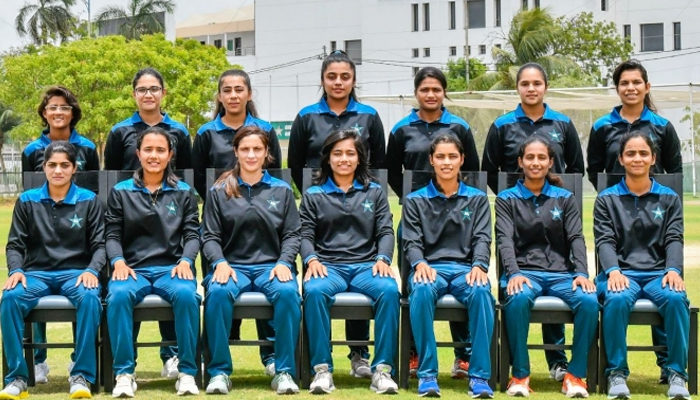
445,58,487,92
96,0,176,40
15,0,77,46
553,12,633,85
0,34,233,152
0,105,22,171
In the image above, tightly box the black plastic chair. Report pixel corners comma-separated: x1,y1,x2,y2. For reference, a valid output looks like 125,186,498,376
595,173,698,394
495,172,599,393
397,170,498,391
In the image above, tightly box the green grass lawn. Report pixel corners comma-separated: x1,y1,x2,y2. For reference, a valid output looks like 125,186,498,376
0,195,698,399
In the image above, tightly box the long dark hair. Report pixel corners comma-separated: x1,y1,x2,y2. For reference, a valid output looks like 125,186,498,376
313,129,371,187
321,50,358,102
214,126,273,199
516,62,549,86
38,86,82,131
134,126,180,188
618,130,657,177
414,66,450,101
613,59,656,112
429,134,464,192
43,140,77,168
213,69,259,120
517,136,563,187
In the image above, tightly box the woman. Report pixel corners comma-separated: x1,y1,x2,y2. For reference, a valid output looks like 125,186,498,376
21,85,99,384
403,134,494,398
288,49,386,376
1,141,104,400
104,67,189,378
105,127,201,397
300,129,398,394
496,137,598,397
201,126,301,395
594,131,689,400
386,66,478,379
482,62,584,379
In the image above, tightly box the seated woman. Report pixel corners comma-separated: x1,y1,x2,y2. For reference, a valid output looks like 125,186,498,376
201,126,301,395
403,134,494,399
496,137,598,397
595,131,689,400
1,141,104,400
105,127,201,397
300,129,399,395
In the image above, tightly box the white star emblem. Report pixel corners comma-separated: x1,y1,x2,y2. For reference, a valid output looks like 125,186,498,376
361,199,374,212
550,206,562,220
76,157,85,170
69,214,83,228
351,123,364,133
649,132,657,142
549,130,562,142
461,207,472,221
267,196,280,210
166,201,177,215
652,206,665,220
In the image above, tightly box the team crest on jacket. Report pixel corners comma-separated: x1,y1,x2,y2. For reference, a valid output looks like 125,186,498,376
361,198,373,213
69,213,83,228
166,200,178,215
461,206,472,221
267,196,280,211
548,130,562,143
351,123,364,134
550,206,562,220
652,206,665,220
76,156,86,170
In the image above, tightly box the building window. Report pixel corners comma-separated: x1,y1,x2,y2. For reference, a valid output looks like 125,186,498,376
345,40,362,64
423,3,430,31
449,1,456,30
411,4,419,31
640,23,664,52
227,39,233,51
413,67,420,76
601,0,607,11
450,46,457,56
534,0,540,8
495,0,501,27
674,22,681,50
479,44,486,55
522,0,528,11
467,45,471,55
424,47,431,57
495,43,502,49
234,37,242,55
412,48,419,58
214,39,222,49
623,24,631,41
330,41,337,52
468,0,485,29
200,41,205,45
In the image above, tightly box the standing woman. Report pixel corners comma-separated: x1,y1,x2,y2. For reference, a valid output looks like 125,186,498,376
403,134,495,399
594,131,689,400
192,69,282,198
105,127,201,397
300,129,399,394
288,49,387,376
1,141,104,400
496,137,598,397
386,66,477,379
481,62,584,379
201,126,301,395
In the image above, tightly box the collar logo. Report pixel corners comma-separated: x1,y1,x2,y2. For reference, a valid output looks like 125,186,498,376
461,206,472,221
69,213,83,228
267,196,280,211
166,200,178,215
652,206,665,220
361,198,374,213
550,206,562,221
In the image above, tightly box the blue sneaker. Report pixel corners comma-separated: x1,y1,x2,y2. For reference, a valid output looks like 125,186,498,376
418,376,441,397
469,377,494,399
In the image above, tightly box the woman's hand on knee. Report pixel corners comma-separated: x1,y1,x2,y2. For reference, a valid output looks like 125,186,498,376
171,260,194,281
213,262,236,284
413,262,436,284
304,259,327,282
76,271,99,289
572,276,595,293
3,272,26,290
607,270,629,292
270,264,293,282
372,259,395,278
662,270,685,292
506,274,531,296
466,266,488,287
112,260,137,281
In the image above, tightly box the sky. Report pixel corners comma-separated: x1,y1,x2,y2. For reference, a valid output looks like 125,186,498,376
0,0,254,52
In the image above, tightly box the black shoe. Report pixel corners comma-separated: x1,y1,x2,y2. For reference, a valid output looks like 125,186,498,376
659,368,669,385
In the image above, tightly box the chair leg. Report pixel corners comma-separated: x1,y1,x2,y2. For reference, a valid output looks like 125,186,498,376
598,316,607,394
498,311,509,392
102,318,114,393
24,322,35,387
489,310,498,391
202,316,211,387
689,309,698,395
296,317,303,383
586,323,599,394
2,342,9,384
301,315,310,389
195,329,203,390
399,303,411,389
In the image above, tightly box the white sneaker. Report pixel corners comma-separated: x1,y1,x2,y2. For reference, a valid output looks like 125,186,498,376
271,371,300,395
0,378,28,399
562,373,589,398
69,375,92,399
370,364,398,394
162,356,179,379
34,361,49,384
265,362,277,377
175,373,199,396
350,352,372,378
309,364,335,394
205,374,232,395
506,376,532,397
112,373,137,398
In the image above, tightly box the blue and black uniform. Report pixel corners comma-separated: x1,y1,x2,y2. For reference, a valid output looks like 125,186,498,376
2,183,104,385
192,113,282,198
300,179,398,374
482,104,585,193
104,112,192,171
105,177,201,377
594,178,689,379
496,180,598,379
402,180,494,380
587,106,682,189
23,130,100,173
201,171,301,378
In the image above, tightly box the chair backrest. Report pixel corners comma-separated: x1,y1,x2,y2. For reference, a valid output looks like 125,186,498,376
497,172,583,213
302,168,388,194
205,168,292,189
401,170,488,201
23,171,102,205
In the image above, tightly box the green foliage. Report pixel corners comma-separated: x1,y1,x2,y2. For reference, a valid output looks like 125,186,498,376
553,12,633,85
96,0,177,40
15,0,77,46
680,106,700,154
445,58,488,92
0,34,233,148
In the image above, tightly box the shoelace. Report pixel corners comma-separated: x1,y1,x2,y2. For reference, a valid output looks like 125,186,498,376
669,373,686,386
8,379,26,390
566,375,587,389
509,377,534,393
71,375,89,387
457,360,470,370
421,376,438,384
610,374,627,387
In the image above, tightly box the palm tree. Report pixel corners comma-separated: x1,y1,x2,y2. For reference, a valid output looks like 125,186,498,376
15,0,77,45
96,0,176,40
0,106,22,172
469,7,578,90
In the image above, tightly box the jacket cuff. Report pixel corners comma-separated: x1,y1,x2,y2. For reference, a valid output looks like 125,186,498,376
85,269,100,277
375,255,392,265
472,261,488,272
178,257,194,268
572,272,589,278
606,266,621,276
665,267,682,275
110,256,125,267
277,260,293,269
9,269,24,276
303,255,318,266
211,258,227,269
411,259,427,269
